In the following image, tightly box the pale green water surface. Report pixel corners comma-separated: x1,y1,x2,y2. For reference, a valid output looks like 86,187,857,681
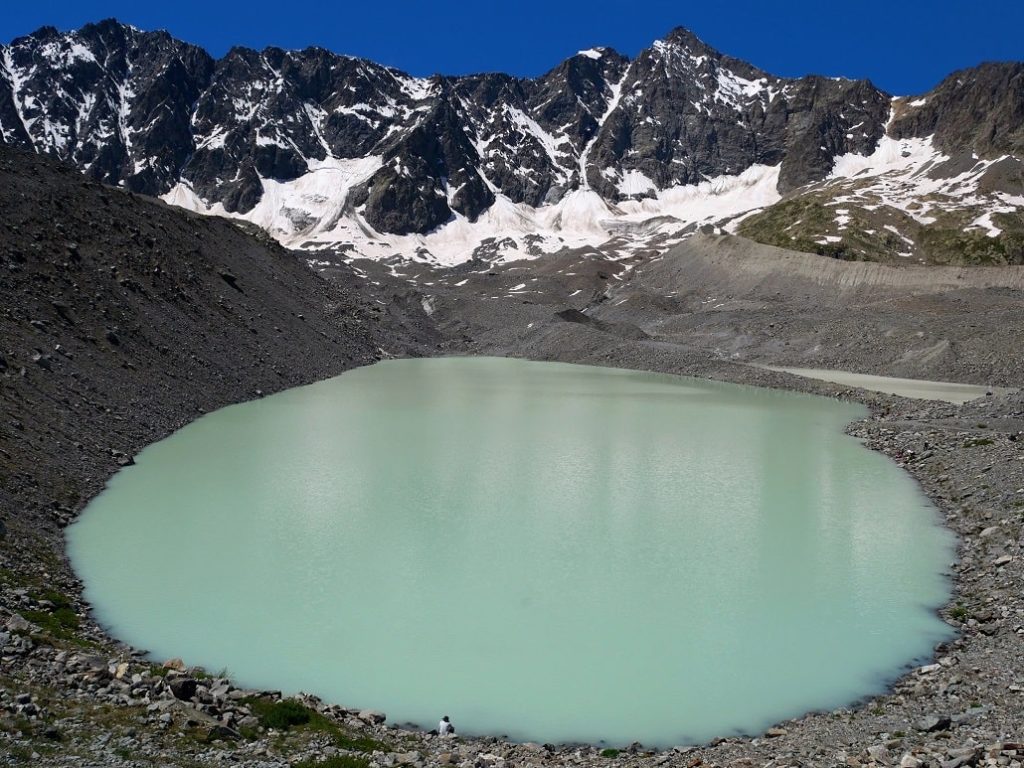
68,357,954,746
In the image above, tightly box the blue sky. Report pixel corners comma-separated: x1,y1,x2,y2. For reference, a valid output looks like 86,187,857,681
2,1,1022,95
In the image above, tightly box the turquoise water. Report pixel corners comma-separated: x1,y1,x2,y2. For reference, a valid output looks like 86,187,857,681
67,357,954,747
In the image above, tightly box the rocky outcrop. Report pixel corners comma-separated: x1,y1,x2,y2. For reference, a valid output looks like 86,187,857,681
587,28,890,197
891,62,1024,158
358,94,494,234
0,19,215,194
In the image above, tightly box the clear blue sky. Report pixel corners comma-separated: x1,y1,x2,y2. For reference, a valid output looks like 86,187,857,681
2,0,1022,95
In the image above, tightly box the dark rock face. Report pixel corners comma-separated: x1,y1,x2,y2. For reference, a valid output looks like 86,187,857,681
0,19,1017,236
182,45,427,213
360,94,494,234
0,19,214,195
775,77,890,192
890,62,1024,158
588,32,890,197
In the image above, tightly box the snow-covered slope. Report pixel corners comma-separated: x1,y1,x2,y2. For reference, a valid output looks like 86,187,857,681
165,162,781,265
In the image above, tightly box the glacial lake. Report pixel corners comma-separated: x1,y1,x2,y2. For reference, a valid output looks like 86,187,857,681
68,357,954,746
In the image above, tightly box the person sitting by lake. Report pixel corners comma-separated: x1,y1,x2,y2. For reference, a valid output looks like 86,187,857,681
438,715,455,736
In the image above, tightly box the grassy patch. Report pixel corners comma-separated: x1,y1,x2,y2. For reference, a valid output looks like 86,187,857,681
6,745,37,764
737,194,1024,265
918,220,1024,266
334,732,391,753
600,748,621,758
737,197,909,262
963,437,994,448
242,697,389,752
1,714,36,737
949,603,969,622
246,698,312,729
13,587,93,646
293,756,372,768
21,607,79,639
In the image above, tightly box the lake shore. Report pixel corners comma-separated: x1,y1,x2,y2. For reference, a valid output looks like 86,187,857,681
3,344,1022,767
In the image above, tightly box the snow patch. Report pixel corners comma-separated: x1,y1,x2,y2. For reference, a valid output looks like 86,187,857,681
393,72,434,101
578,73,626,189
715,69,769,108
505,107,570,180
617,169,656,197
163,154,384,238
969,212,1002,237
825,132,1023,230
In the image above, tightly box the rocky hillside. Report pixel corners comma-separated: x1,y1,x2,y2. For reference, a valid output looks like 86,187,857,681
0,143,438,582
1,19,1022,264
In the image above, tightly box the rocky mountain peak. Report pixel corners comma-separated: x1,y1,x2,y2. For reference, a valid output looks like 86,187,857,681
659,26,717,57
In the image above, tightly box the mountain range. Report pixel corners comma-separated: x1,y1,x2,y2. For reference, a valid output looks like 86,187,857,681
1,19,1022,266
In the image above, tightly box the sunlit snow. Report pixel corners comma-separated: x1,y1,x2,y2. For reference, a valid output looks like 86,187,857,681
163,159,782,266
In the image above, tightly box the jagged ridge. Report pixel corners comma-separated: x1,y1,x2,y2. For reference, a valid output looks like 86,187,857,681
1,19,1021,264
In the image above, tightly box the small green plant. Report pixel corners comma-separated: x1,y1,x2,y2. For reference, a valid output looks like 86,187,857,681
39,590,73,608
21,607,80,639
293,756,371,768
963,437,994,447
241,697,389,751
600,748,621,758
15,587,84,642
7,745,36,764
1,715,35,737
893,731,906,738
246,698,312,730
950,603,969,621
